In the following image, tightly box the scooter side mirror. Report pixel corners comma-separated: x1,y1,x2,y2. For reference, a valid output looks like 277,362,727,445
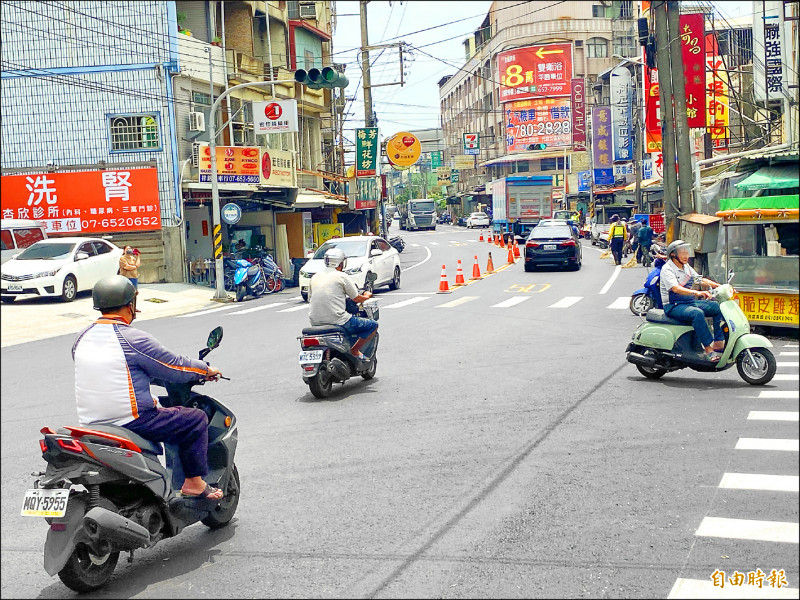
728,270,735,283
365,271,378,284
207,326,223,350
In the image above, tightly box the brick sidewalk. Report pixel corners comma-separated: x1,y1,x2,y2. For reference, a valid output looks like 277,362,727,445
0,283,242,347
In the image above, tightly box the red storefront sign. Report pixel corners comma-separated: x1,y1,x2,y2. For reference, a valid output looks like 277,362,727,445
570,78,587,151
680,13,706,128
0,168,161,234
505,98,572,152
498,43,573,103
705,33,729,148
645,63,662,153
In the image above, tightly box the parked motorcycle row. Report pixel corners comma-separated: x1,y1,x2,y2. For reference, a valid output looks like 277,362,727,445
223,251,285,302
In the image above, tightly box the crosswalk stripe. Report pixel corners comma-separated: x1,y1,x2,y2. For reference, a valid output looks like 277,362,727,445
781,352,799,356
410,243,420,247
491,296,531,308
277,304,309,313
785,343,799,348
430,241,439,246
773,374,799,381
177,304,239,318
383,296,429,309
549,296,583,309
748,411,799,421
436,296,478,308
777,362,799,367
227,302,287,315
695,516,799,544
758,391,798,399
718,473,798,492
735,438,799,452
607,296,630,309
668,577,800,598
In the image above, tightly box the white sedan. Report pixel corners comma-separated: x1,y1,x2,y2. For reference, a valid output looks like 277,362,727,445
466,212,490,228
298,236,401,302
1,237,123,302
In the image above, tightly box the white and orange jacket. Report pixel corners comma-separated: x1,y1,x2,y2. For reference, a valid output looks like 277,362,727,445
72,315,211,426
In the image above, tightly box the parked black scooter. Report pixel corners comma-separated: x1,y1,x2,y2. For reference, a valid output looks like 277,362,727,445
298,274,379,399
23,327,239,593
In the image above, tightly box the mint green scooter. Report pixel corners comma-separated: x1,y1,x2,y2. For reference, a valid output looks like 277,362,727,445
626,277,776,385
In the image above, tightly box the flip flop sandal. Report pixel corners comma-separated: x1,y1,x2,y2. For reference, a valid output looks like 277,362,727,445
180,483,222,499
704,351,722,363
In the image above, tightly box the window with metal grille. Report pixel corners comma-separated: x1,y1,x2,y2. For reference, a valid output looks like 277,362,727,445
287,1,300,19
586,37,608,58
108,113,161,152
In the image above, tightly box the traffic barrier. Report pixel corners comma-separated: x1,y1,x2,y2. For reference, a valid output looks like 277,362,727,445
486,252,495,274
437,264,451,293
454,259,466,285
470,255,481,279
513,238,521,259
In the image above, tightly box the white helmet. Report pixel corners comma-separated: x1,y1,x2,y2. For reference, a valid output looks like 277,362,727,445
323,247,346,268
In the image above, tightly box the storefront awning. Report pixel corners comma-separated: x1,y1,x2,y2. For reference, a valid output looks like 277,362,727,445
735,165,800,191
294,194,348,208
480,149,569,167
622,178,661,191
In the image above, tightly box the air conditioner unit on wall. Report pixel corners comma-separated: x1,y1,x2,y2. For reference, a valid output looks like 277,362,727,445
189,111,205,132
299,2,316,19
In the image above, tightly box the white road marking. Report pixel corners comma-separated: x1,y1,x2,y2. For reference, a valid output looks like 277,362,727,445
277,304,310,313
382,296,429,309
781,351,799,356
668,577,800,598
599,265,622,295
777,362,799,367
748,411,799,421
607,296,630,309
785,343,799,348
410,243,420,247
430,241,439,246
227,302,287,315
758,391,798,399
177,304,240,318
735,438,799,452
718,472,798,492
695,516,799,544
491,296,531,308
549,296,583,309
773,374,799,381
436,296,478,308
402,246,432,272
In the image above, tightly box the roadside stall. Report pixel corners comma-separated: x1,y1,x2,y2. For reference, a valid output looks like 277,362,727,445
716,189,799,329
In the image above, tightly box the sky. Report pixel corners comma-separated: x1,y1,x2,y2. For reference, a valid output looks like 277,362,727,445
331,1,755,154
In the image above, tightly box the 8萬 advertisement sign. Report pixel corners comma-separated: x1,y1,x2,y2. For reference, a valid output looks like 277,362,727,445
0,168,161,234
505,98,571,152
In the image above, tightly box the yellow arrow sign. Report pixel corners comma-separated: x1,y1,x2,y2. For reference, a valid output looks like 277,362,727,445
535,47,564,59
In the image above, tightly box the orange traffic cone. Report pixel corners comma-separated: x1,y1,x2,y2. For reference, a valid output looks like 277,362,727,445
513,238,521,259
486,252,495,274
454,260,466,285
499,234,506,249
437,264,451,294
494,234,500,247
507,242,515,264
470,255,481,279
479,232,484,242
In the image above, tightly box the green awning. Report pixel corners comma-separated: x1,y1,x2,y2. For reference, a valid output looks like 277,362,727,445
719,194,800,211
735,165,800,191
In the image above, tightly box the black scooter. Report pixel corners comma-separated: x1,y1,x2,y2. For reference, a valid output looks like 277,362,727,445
298,274,380,399
23,327,239,593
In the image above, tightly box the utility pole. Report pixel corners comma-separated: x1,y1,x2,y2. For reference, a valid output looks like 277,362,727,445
652,0,680,241
666,1,695,214
359,0,382,236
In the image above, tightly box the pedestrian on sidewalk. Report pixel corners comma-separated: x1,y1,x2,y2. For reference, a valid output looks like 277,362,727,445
629,218,642,262
637,218,653,263
608,215,627,265
119,246,141,312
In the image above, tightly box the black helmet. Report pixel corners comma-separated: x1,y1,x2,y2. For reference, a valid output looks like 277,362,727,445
610,215,620,223
93,275,136,311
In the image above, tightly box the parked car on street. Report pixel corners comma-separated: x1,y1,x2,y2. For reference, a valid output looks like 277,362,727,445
466,211,490,228
524,224,582,272
1,237,123,302
298,235,402,302
456,215,469,227
1,219,48,265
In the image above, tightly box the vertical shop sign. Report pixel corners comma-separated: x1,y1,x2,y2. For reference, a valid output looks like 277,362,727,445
680,13,706,128
356,127,379,177
591,106,614,185
570,78,586,151
644,64,662,153
610,67,633,162
356,177,379,209
705,33,729,149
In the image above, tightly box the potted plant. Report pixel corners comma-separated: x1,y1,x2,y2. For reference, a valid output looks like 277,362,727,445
176,11,191,36
211,36,222,47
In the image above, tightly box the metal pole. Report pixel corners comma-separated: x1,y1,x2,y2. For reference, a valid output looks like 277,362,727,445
653,0,680,241
666,1,694,215
359,0,380,234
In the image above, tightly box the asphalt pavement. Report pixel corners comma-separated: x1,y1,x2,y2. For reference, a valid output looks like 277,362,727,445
1,224,797,598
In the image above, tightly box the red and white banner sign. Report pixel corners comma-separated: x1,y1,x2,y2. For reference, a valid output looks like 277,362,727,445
498,43,573,103
505,98,571,152
0,168,161,234
570,78,586,151
705,33,729,149
680,13,706,128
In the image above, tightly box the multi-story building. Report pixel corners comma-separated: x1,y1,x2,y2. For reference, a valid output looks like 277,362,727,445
1,0,343,284
438,1,633,211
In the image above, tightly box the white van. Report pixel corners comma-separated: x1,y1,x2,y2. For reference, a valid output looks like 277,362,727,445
1,219,48,264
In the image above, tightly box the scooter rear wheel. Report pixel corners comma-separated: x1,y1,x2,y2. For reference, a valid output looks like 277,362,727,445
630,293,655,316
636,364,667,379
736,347,777,385
309,370,333,399
201,464,240,529
58,543,120,593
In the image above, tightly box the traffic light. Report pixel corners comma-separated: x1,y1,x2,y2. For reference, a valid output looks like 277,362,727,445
294,67,349,90
526,143,547,151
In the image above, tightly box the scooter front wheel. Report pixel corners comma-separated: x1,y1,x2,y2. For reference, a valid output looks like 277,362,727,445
630,293,655,316
736,347,776,385
361,357,377,380
201,464,240,529
235,284,247,302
